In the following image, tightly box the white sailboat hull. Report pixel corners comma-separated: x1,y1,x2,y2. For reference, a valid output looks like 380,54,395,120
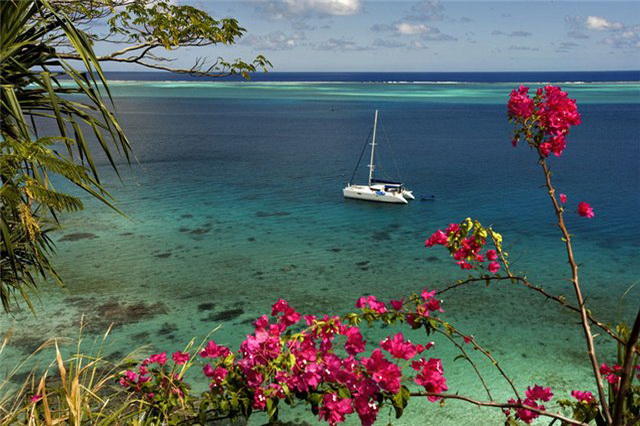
343,110,414,205
343,185,408,204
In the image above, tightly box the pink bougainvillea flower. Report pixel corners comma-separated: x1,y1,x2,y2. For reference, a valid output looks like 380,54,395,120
367,297,387,313
172,351,190,365
525,385,553,402
445,223,460,235
203,363,214,377
421,289,436,301
571,390,596,403
380,332,417,360
30,394,42,403
577,202,594,218
318,393,354,426
508,398,543,424
412,358,448,401
559,193,567,204
355,295,387,313
390,299,404,311
600,363,622,384
539,142,552,157
488,261,501,274
456,261,473,270
486,249,498,261
200,340,231,359
425,230,448,247
252,388,267,410
353,393,379,426
509,85,580,157
271,299,301,326
147,352,167,365
344,326,366,355
360,349,402,393
508,85,535,120
119,370,138,387
271,299,289,316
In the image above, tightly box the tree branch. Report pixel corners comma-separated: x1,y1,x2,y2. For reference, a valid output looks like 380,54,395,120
433,328,494,401
437,276,632,351
539,156,611,424
612,307,640,425
409,392,589,426
428,315,521,399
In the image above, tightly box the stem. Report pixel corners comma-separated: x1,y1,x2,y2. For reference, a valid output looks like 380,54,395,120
612,307,640,425
433,328,494,401
409,392,588,426
429,316,520,399
438,276,631,350
539,157,611,424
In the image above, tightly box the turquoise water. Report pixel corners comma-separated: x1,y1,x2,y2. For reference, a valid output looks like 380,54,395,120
2,81,639,424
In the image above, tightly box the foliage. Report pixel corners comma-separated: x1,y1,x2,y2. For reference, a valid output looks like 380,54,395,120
0,327,136,424
0,0,270,312
61,0,272,78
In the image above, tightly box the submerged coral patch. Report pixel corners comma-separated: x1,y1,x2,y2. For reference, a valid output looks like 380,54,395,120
255,211,291,217
78,299,169,332
201,308,244,322
59,232,98,242
198,302,215,311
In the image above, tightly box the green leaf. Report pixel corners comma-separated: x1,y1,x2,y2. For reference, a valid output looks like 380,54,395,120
338,387,351,400
392,385,410,419
266,398,278,421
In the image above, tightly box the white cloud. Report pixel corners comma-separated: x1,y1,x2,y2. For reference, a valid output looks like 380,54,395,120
585,16,624,31
408,39,429,49
603,28,640,49
259,0,361,20
567,30,590,40
405,0,444,21
315,38,369,51
508,45,539,52
396,22,430,35
372,38,405,48
241,31,304,50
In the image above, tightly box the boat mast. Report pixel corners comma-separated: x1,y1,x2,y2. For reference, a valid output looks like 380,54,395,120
368,110,378,186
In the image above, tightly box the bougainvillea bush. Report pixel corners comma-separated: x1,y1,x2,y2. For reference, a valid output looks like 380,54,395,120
4,87,639,425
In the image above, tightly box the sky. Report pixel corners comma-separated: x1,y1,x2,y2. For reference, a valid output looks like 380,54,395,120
101,1,640,72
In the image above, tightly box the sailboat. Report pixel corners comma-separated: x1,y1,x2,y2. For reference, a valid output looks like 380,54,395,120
343,110,414,204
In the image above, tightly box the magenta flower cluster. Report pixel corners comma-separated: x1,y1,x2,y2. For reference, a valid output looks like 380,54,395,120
119,294,449,426
425,222,501,273
506,385,553,424
508,85,581,158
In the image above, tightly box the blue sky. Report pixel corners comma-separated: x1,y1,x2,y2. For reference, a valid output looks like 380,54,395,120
103,1,640,72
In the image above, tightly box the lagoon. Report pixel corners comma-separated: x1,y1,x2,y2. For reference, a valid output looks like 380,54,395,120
2,75,639,424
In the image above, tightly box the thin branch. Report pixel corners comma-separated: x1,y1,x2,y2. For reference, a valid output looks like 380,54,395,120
437,276,632,350
57,42,161,61
433,328,494,401
409,392,589,426
428,315,520,399
612,307,640,425
56,53,233,78
539,156,611,423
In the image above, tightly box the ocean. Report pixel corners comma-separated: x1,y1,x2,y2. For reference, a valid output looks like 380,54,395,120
2,72,639,425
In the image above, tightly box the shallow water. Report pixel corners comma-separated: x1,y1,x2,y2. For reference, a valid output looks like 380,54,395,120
2,80,639,425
